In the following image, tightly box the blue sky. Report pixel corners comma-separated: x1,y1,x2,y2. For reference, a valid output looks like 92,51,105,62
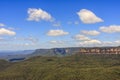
0,0,120,50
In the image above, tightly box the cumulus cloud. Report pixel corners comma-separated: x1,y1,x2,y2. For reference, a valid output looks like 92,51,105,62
77,9,103,24
49,40,64,44
81,30,100,36
24,43,31,46
0,28,16,36
114,40,120,44
25,37,39,43
67,21,79,25
0,23,5,27
73,34,102,46
76,39,120,47
27,8,53,22
47,29,69,36
79,39,101,46
100,25,120,33
73,34,119,47
100,40,120,46
73,34,90,41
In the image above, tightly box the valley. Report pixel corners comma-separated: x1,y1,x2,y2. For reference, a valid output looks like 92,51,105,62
0,54,120,80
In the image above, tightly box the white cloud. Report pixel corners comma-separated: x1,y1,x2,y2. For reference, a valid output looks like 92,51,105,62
24,43,30,46
79,39,101,46
103,41,113,44
100,41,120,46
73,34,102,46
114,40,120,44
47,29,69,36
67,21,79,25
77,9,103,24
8,27,16,30
73,34,90,41
0,23,5,27
49,40,64,44
13,36,39,44
76,39,120,47
0,28,16,36
26,37,39,43
100,25,120,33
81,30,100,36
53,22,61,27
27,8,53,22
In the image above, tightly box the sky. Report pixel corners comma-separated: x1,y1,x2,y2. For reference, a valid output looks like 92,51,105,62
0,0,120,51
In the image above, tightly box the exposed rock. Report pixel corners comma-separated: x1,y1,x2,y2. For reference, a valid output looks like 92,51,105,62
29,46,120,57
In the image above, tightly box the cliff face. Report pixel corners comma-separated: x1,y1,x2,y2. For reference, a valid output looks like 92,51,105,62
29,46,120,57
78,47,120,54
29,48,79,57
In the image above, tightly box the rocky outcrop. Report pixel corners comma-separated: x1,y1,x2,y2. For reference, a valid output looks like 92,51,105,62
29,46,120,57
78,47,120,54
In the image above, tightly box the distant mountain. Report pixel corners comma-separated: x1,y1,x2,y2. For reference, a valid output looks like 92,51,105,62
1,46,120,61
28,47,83,57
0,50,34,60
28,46,120,57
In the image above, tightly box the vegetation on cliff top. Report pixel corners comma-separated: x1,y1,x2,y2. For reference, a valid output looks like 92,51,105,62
0,54,120,80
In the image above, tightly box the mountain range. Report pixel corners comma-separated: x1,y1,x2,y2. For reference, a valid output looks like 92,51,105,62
0,46,120,62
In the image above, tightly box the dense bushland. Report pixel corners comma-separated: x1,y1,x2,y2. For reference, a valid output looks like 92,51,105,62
0,54,120,80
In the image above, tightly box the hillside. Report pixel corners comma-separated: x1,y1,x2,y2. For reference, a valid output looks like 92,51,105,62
0,54,120,80
0,60,11,71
